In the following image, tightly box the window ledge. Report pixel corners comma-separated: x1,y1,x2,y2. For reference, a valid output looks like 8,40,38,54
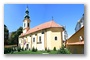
37,42,42,44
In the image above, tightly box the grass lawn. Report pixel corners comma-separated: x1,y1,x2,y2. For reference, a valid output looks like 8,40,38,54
12,50,58,54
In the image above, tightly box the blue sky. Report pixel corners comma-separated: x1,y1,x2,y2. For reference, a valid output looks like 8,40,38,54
4,4,84,37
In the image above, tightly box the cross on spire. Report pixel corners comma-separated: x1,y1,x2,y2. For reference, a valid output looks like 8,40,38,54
26,5,28,11
52,16,54,20
27,5,28,8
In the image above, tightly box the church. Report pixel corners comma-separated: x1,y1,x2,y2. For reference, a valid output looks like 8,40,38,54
19,6,64,50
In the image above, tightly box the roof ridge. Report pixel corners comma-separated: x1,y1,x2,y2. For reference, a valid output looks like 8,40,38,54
50,20,54,27
20,20,62,37
31,21,51,29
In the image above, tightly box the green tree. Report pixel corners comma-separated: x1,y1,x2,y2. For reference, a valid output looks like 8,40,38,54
15,27,23,46
9,31,17,45
57,45,71,54
9,27,23,45
4,24,9,45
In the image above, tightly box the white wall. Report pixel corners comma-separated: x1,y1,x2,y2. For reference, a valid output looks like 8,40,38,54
23,20,28,29
27,36,31,49
42,34,44,50
19,38,23,49
23,20,30,33
32,34,36,49
23,29,27,33
37,32,45,50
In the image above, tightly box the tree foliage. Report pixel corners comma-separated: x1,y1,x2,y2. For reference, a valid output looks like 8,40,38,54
4,24,9,45
53,47,56,51
15,27,23,46
9,27,23,45
9,31,17,45
57,45,71,54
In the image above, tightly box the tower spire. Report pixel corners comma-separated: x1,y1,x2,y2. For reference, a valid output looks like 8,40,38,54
23,5,31,33
24,5,30,19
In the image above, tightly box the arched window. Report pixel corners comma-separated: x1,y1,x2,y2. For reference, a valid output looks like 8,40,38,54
24,23,25,27
33,37,35,42
42,31,44,34
55,36,57,40
28,23,29,27
39,36,41,42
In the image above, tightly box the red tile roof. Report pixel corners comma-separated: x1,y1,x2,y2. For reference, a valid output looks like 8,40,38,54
66,41,84,45
19,20,63,37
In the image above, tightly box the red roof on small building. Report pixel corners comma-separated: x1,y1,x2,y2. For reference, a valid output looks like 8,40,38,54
66,41,84,45
19,20,63,37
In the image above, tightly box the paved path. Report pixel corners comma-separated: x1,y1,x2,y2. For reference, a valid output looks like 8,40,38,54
42,53,49,54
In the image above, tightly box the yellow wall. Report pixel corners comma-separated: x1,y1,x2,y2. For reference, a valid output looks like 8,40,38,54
67,27,84,43
46,29,51,50
19,27,63,50
66,45,84,54
50,28,63,50
44,30,47,49
66,26,84,54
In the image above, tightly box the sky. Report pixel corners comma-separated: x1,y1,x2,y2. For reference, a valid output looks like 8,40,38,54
4,4,84,37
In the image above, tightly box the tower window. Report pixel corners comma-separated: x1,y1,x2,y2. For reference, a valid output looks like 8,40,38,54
55,36,57,40
28,23,29,27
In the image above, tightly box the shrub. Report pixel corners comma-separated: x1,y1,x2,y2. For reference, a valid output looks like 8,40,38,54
32,47,37,52
13,47,16,51
64,48,71,54
45,47,47,51
17,47,21,52
4,47,12,54
22,48,24,51
47,48,50,52
20,48,24,51
35,48,37,52
29,48,30,51
4,48,8,54
53,47,56,51
57,45,71,54
32,47,35,52
11,47,14,53
25,48,27,51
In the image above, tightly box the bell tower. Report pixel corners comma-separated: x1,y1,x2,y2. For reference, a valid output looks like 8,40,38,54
23,5,31,33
